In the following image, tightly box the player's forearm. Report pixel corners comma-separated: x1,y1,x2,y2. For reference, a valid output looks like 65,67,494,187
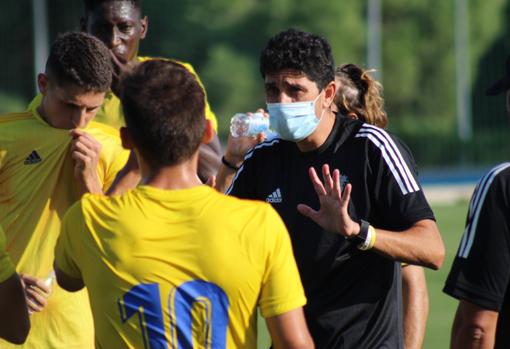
403,305,427,349
402,265,429,349
371,220,445,270
266,308,315,349
197,134,222,183
450,301,498,349
214,130,264,192
214,164,236,193
451,323,496,349
76,176,103,196
214,151,243,193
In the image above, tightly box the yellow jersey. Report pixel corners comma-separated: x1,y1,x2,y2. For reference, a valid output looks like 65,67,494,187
55,185,306,349
0,103,129,348
0,225,15,283
28,57,218,132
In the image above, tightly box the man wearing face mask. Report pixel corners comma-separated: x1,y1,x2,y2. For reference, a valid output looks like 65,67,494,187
218,28,445,348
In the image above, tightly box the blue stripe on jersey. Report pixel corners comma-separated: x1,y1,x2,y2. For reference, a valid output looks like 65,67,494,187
225,138,281,195
458,162,510,258
355,124,420,195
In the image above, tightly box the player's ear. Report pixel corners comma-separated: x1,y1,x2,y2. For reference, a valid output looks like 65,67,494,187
201,119,214,145
323,80,336,109
140,16,148,40
120,127,135,150
347,112,359,120
37,73,49,95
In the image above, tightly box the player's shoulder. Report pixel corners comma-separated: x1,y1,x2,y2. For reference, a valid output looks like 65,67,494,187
353,122,416,163
478,162,510,184
353,122,400,148
0,111,41,142
476,162,510,194
244,136,284,162
62,199,87,230
487,162,510,179
79,192,119,221
138,56,196,73
217,194,285,242
80,192,109,208
226,191,267,206
81,187,157,212
214,188,276,218
64,194,111,243
0,111,34,125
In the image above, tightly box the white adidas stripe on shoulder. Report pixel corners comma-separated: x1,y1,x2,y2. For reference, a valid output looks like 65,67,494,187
355,124,419,195
457,162,510,258
225,138,281,195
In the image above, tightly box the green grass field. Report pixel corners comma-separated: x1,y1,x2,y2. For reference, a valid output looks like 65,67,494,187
257,199,470,349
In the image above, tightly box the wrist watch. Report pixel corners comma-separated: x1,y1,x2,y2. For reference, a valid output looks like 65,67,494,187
348,219,370,246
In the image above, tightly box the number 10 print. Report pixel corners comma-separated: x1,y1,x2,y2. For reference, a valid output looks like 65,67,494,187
118,280,230,349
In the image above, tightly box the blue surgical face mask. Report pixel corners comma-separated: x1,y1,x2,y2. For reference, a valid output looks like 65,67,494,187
267,92,323,142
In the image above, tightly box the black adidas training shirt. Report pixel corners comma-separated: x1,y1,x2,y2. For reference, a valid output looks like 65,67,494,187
444,163,510,349
227,115,435,349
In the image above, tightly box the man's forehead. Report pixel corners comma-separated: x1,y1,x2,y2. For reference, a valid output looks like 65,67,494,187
87,1,140,22
55,83,104,103
265,70,311,84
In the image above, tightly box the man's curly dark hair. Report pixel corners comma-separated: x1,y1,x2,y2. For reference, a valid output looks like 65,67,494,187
260,28,335,89
83,0,142,12
46,32,112,92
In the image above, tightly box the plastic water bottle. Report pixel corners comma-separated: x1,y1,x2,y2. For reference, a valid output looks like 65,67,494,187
43,270,56,294
27,271,55,315
230,112,270,137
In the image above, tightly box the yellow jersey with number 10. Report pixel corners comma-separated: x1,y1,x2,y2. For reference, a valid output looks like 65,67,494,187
55,185,306,349
0,101,129,348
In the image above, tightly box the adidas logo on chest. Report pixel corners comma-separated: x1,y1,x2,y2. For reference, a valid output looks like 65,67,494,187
24,150,42,165
266,188,283,203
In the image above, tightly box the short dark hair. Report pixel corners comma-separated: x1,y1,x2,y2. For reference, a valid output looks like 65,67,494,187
259,28,335,89
46,32,112,92
120,60,206,168
83,0,142,13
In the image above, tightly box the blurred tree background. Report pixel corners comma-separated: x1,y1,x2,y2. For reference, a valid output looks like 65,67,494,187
0,0,509,168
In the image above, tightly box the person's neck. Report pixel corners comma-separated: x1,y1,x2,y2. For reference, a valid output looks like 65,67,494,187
36,102,52,127
296,110,336,152
140,156,203,191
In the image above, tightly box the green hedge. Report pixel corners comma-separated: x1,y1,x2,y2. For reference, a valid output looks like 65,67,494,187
399,129,509,167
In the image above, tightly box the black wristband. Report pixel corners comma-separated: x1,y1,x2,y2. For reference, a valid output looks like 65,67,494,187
222,156,240,171
349,219,370,246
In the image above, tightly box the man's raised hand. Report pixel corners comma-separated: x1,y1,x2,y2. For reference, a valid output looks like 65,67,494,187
297,164,359,237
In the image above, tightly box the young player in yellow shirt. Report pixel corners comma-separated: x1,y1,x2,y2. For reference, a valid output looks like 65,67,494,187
54,59,314,349
0,32,128,348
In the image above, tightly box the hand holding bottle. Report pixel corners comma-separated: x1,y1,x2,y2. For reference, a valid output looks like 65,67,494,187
225,110,271,168
230,112,270,137
20,272,54,314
